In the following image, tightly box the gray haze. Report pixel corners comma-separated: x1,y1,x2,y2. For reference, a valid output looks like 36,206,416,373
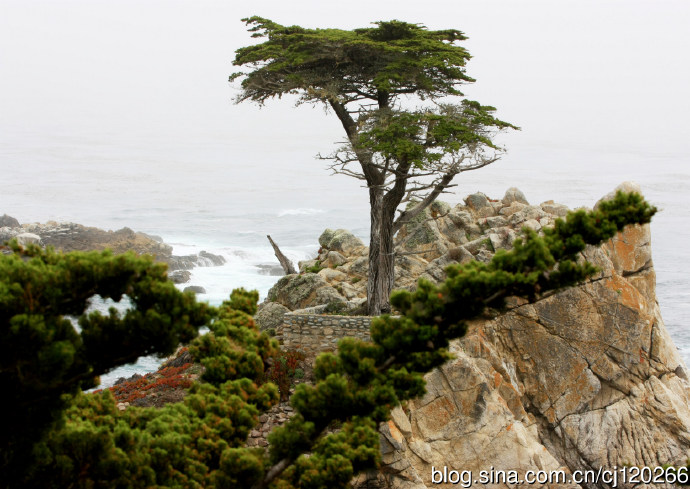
2,1,689,194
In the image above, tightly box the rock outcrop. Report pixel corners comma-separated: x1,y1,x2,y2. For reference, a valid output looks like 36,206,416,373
260,184,690,489
349,185,690,489
266,273,347,311
359,226,690,489
0,221,173,260
259,187,587,314
0,214,20,228
0,219,226,276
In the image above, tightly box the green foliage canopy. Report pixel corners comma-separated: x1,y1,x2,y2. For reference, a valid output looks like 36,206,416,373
230,17,475,104
0,244,210,484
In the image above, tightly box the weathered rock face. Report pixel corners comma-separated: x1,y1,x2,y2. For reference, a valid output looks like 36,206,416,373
168,250,226,271
302,187,600,308
0,222,173,260
255,301,291,331
266,273,347,311
0,214,20,228
318,228,365,257
169,270,192,284
358,207,690,488
0,221,228,274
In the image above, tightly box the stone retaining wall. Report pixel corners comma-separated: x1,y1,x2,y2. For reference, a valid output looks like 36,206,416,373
276,314,372,354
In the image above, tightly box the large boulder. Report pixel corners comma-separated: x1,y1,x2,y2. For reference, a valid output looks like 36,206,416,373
169,270,191,284
321,251,347,268
502,186,529,205
0,214,20,228
168,251,227,271
15,233,41,247
267,273,346,311
183,285,206,294
396,202,452,260
254,302,290,331
465,192,495,218
318,229,365,257
198,250,226,266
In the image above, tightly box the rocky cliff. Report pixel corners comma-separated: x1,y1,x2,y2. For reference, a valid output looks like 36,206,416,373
262,183,690,489
361,223,690,489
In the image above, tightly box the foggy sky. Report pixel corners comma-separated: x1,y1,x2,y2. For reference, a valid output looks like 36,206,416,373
1,0,688,163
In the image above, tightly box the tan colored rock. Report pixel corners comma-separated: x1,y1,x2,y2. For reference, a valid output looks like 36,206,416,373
357,186,690,489
254,301,290,331
319,228,365,257
502,187,529,205
318,267,347,284
541,200,570,217
322,251,348,268
266,273,346,310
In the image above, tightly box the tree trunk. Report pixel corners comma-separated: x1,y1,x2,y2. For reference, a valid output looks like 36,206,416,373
367,189,398,316
367,187,386,315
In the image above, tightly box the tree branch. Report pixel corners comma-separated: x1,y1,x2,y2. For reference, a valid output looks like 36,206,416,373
267,235,297,275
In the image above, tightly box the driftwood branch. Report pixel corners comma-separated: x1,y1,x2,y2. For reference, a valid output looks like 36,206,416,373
267,235,297,275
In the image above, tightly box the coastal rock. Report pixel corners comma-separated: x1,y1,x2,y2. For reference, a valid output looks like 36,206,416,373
168,251,226,271
318,267,348,284
15,233,42,247
488,226,517,250
318,229,364,257
357,186,690,489
508,205,547,227
260,185,690,489
0,214,20,228
340,256,369,278
256,263,286,276
198,250,226,267
465,192,491,212
393,254,430,285
499,201,527,217
465,192,495,218
183,285,206,294
502,187,529,205
0,220,228,275
272,191,596,303
594,181,642,210
448,207,482,240
254,302,290,331
0,222,174,262
321,251,347,268
169,270,191,284
420,251,466,283
396,207,449,261
267,273,346,310
463,236,491,255
167,255,198,271
541,200,570,217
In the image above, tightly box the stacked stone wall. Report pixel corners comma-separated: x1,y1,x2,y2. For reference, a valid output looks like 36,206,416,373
276,314,372,354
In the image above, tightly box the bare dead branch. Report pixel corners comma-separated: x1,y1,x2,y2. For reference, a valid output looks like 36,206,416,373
267,235,297,275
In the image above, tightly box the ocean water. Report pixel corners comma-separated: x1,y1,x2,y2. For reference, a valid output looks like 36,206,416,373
1,0,688,387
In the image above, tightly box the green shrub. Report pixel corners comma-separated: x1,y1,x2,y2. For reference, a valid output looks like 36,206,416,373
305,260,324,274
